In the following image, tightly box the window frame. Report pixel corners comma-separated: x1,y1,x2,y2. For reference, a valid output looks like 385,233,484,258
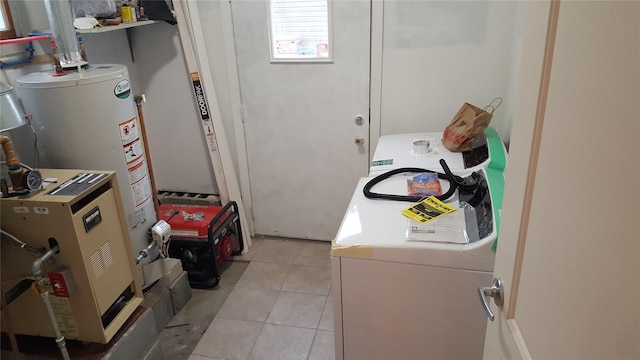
266,0,334,64
0,0,16,40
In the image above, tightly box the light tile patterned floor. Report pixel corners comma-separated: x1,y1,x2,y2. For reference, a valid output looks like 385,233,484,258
189,237,335,360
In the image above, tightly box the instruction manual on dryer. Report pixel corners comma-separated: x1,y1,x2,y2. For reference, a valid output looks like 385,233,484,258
402,197,467,244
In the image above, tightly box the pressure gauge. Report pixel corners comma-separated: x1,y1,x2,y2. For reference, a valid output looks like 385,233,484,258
25,170,43,190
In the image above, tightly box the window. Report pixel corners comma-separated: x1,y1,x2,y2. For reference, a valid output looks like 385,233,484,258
1,0,16,40
268,0,331,62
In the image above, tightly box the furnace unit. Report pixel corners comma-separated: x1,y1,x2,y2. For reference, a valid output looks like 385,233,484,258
1,169,143,344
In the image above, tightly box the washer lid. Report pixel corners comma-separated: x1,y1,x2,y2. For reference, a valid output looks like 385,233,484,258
371,132,466,174
16,64,128,89
370,128,505,175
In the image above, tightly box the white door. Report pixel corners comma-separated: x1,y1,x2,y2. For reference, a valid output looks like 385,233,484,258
483,1,640,358
231,0,371,240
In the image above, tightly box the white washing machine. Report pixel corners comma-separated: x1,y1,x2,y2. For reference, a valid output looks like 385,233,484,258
331,128,506,360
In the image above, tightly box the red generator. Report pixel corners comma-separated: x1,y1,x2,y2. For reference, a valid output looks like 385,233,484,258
158,202,244,289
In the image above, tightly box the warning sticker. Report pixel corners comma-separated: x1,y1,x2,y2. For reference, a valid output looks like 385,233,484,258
34,207,49,215
124,138,144,165
131,176,152,208
127,208,147,229
128,159,147,183
49,295,79,338
119,117,151,207
118,118,139,145
401,196,456,224
128,159,151,208
205,132,218,152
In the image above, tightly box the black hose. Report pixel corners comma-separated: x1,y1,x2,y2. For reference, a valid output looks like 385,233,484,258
437,159,459,201
363,159,475,203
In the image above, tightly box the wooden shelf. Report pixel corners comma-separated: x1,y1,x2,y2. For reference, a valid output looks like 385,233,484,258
76,20,160,34
76,20,161,62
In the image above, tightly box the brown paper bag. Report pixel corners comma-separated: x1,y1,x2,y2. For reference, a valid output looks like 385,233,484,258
442,98,502,152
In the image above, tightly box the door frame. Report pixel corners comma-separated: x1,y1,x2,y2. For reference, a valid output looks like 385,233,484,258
218,0,256,235
369,0,383,156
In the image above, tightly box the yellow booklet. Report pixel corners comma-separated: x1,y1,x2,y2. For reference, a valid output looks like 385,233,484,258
401,196,456,223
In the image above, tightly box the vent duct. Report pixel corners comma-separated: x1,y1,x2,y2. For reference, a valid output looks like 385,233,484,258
43,0,87,69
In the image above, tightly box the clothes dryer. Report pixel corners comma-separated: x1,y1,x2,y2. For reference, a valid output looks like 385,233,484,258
331,128,506,359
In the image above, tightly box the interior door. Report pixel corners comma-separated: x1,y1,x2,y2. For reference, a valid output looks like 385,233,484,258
483,1,640,358
231,0,371,240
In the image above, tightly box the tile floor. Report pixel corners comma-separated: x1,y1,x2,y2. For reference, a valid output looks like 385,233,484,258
171,236,335,360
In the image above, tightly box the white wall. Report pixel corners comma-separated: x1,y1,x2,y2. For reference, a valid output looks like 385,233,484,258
379,1,520,143
131,22,219,194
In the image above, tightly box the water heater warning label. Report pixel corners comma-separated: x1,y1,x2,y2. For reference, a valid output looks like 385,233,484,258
127,208,147,229
124,138,143,165
128,159,151,208
118,118,151,209
119,118,139,145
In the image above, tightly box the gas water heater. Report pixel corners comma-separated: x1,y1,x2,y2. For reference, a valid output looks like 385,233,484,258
17,65,157,259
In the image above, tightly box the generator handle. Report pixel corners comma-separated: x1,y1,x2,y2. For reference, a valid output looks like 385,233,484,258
207,201,244,255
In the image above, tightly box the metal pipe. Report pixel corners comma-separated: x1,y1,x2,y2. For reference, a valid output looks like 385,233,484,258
36,281,71,360
135,242,157,264
134,95,161,217
0,229,42,253
0,34,65,69
31,245,70,360
0,59,33,68
0,35,50,68
0,135,26,192
42,0,84,68
78,35,87,62
0,35,49,46
31,245,58,279
49,37,64,74
0,135,21,167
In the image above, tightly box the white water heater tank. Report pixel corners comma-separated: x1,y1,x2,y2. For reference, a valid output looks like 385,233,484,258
17,64,157,261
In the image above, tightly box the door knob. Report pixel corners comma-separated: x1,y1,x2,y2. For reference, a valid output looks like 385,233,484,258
355,136,365,145
477,277,504,321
